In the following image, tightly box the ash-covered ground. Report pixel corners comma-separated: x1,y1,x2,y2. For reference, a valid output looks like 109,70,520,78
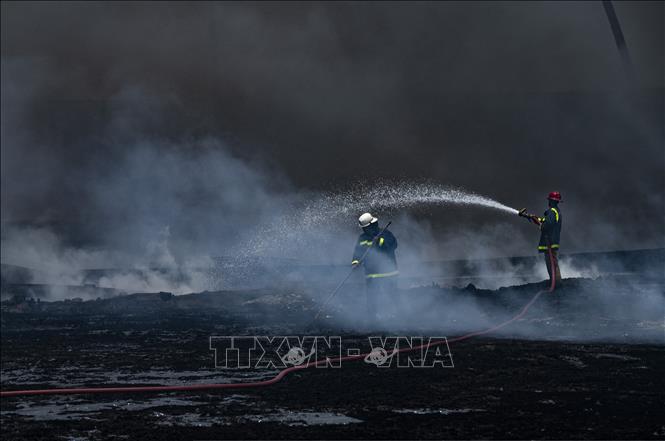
1,251,664,440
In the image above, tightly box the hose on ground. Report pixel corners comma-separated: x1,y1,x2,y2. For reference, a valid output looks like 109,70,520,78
1,249,556,398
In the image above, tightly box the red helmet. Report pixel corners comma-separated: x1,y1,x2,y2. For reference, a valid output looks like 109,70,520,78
548,191,562,202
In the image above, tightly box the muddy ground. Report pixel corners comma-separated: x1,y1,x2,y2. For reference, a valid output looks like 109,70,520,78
1,276,664,440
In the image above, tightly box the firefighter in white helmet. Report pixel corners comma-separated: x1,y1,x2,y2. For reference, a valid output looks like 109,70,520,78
352,213,399,320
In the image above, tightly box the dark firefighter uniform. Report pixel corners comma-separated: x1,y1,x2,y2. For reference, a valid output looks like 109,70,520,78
352,225,399,318
537,206,562,282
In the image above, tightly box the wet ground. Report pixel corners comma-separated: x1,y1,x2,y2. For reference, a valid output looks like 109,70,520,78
1,277,664,440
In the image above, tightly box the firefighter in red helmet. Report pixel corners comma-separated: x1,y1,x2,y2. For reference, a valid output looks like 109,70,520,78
518,192,563,286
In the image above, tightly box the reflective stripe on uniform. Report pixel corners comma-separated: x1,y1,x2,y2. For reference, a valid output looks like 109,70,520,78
351,260,359,265
538,244,559,251
359,240,373,246
366,270,399,279
551,207,559,222
378,237,384,246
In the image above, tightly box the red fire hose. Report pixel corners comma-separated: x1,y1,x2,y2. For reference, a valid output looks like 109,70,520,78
0,249,556,398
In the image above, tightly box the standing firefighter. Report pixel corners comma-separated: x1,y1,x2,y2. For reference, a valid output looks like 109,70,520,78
352,213,399,319
519,192,563,285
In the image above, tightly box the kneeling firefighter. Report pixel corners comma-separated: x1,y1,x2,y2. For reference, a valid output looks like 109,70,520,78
352,213,399,319
519,191,563,285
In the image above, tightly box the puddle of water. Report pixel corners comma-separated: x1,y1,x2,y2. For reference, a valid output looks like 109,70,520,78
593,353,640,361
154,408,363,427
155,412,216,428
559,355,587,369
246,410,363,426
1,396,208,421
1,368,277,388
393,408,484,415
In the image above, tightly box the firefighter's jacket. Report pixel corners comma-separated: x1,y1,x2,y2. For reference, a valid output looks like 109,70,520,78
538,206,562,252
352,228,398,279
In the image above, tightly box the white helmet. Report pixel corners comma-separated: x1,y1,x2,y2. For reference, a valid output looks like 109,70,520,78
358,212,378,228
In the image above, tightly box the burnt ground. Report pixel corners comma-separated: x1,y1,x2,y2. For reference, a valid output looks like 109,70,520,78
1,276,664,440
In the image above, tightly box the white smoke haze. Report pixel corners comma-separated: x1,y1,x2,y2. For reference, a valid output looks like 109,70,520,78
0,3,662,350
557,258,602,280
1,168,527,294
1,225,112,285
322,242,664,343
0,109,655,298
1,85,662,343
0,223,213,294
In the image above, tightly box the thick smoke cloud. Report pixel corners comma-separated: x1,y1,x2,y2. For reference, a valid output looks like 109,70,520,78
1,2,663,291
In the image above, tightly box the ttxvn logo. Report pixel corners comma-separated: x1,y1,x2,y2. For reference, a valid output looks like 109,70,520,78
209,336,453,369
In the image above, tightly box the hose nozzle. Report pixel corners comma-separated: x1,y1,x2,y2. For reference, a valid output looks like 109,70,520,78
518,208,541,225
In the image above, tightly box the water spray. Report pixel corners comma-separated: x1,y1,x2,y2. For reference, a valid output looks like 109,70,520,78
360,184,519,215
317,183,520,220
241,183,520,259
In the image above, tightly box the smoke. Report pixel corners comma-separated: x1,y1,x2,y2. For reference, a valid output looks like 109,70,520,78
0,223,213,295
1,0,663,348
0,76,656,303
323,257,664,343
2,2,663,257
1,78,661,342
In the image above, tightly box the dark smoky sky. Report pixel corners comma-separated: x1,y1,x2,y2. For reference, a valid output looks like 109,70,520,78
1,1,664,256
